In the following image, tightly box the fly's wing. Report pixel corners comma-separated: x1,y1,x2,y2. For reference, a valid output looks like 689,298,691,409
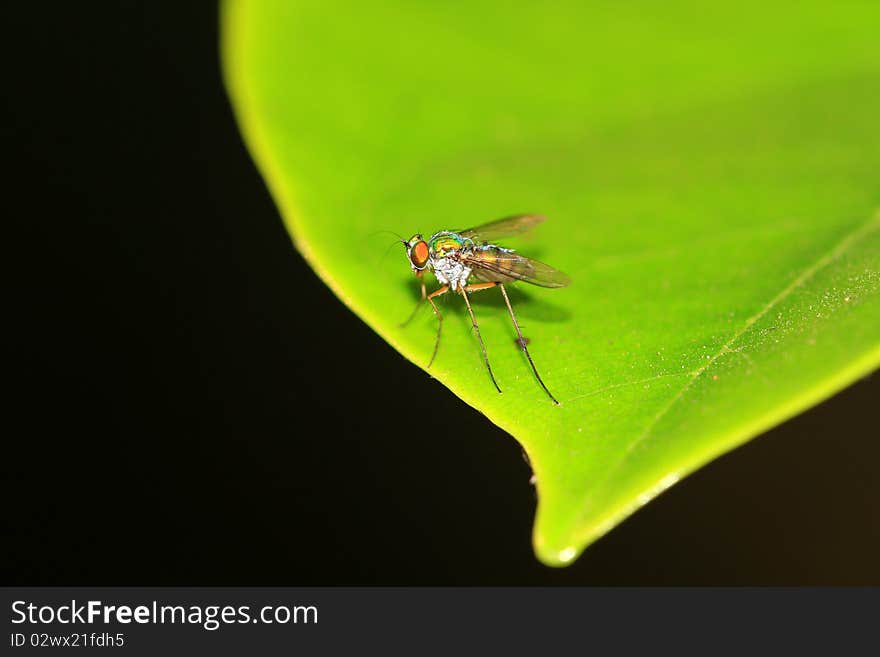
459,213,545,243
463,248,571,288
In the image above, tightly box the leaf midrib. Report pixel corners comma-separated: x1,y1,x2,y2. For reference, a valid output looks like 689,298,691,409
572,210,880,524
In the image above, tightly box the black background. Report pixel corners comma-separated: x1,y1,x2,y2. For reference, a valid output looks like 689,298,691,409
5,3,878,585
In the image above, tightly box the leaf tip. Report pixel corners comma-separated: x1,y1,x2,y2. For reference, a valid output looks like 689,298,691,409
533,521,588,566
534,540,583,568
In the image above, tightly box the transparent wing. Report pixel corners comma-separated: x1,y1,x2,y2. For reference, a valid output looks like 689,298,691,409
462,248,571,288
459,213,546,242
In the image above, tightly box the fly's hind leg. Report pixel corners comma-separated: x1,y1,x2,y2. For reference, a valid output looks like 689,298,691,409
426,285,449,367
462,282,498,294
498,283,559,404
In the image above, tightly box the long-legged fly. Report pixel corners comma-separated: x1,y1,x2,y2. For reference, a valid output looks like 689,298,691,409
402,214,570,404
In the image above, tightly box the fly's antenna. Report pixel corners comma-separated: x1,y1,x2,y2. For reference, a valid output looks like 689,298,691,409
368,230,410,265
368,229,407,242
380,238,406,262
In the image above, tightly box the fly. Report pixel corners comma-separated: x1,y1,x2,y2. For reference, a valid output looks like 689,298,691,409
402,213,570,404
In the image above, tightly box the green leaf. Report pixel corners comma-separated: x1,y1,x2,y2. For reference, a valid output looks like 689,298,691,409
222,0,880,565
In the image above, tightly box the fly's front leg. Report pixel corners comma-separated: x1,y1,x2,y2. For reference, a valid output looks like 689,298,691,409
400,273,427,327
426,285,449,367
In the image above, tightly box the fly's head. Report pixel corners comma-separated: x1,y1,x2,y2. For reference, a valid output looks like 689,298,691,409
404,234,430,275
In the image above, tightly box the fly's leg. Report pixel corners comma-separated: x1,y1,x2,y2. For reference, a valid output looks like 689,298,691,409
400,275,427,327
426,285,449,368
498,283,559,405
460,287,502,394
462,281,559,403
462,282,498,294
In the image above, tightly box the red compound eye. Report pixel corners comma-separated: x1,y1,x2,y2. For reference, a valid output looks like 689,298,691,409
411,240,429,268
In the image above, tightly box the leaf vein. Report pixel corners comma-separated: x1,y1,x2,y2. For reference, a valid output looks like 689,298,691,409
579,210,880,514
565,372,688,403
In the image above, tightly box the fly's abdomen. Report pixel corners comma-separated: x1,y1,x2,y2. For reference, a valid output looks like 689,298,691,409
470,245,528,283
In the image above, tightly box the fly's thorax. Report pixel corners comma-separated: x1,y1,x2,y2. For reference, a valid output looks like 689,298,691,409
428,231,473,259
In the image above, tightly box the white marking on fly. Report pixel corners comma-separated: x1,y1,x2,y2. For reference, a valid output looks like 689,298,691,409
431,256,472,290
